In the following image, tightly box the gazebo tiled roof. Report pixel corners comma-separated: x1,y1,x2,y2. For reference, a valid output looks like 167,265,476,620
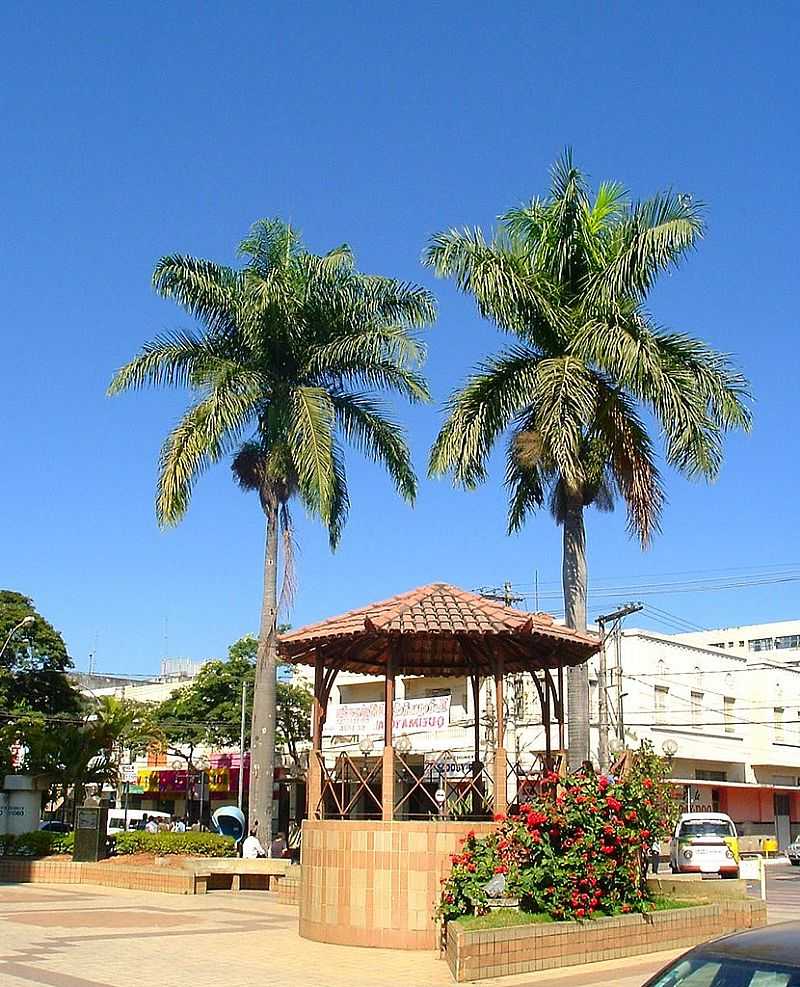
279,583,599,676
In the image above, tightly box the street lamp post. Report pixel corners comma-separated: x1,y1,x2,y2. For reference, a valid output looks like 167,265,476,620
0,615,35,660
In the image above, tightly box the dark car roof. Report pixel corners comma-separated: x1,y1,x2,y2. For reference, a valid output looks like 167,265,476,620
695,921,800,966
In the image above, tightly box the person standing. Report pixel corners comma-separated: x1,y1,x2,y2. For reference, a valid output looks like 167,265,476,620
649,837,661,875
270,832,289,859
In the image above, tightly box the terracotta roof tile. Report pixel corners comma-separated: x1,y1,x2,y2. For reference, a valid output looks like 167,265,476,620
278,583,599,676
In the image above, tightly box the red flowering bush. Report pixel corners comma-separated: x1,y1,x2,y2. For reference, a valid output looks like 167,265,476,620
438,741,679,923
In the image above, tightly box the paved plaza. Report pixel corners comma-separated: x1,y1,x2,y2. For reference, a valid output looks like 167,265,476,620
0,883,688,987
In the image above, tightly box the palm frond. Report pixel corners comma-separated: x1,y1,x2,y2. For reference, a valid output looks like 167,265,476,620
586,191,704,306
327,441,350,550
424,228,559,336
152,256,241,334
505,430,548,533
289,386,336,520
528,357,597,490
593,381,665,546
429,347,542,488
107,330,209,395
238,218,301,273
156,381,256,526
331,391,417,503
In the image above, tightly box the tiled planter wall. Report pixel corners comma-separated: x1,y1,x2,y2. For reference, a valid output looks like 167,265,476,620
446,899,767,982
299,819,494,949
0,858,197,894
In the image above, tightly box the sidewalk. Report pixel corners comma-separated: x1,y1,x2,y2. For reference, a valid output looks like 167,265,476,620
0,883,685,987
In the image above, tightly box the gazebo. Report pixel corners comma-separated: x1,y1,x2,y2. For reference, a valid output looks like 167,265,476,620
280,583,600,949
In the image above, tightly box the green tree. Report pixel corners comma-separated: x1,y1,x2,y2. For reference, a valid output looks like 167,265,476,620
0,590,81,716
152,635,312,777
109,220,434,832
425,152,751,766
5,695,157,815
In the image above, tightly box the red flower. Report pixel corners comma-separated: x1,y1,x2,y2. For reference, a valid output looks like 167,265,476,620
606,796,622,812
576,908,586,917
643,778,654,789
598,775,609,790
626,810,638,822
494,865,508,874
493,812,506,822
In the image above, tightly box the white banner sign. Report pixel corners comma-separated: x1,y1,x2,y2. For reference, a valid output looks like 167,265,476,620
323,695,451,737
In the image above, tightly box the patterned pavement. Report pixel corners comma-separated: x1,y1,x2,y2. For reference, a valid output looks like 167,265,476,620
0,883,685,987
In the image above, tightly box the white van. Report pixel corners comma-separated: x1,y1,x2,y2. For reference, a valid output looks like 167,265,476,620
670,812,740,877
106,809,171,835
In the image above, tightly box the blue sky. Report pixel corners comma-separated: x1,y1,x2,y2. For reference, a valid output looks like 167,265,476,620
2,3,798,674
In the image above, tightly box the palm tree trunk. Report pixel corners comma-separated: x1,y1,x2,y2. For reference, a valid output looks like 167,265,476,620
247,497,279,839
562,493,589,770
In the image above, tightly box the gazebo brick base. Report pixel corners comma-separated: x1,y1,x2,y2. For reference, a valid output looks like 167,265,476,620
299,819,494,949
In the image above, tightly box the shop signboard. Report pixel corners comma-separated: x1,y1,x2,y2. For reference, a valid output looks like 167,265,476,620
322,695,451,737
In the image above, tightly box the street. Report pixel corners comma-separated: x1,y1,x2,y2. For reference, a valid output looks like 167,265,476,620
747,860,800,924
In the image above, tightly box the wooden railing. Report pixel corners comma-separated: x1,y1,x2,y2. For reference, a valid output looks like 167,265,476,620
392,748,494,820
315,751,383,819
506,751,566,814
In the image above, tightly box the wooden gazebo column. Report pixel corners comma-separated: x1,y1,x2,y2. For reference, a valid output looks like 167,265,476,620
307,650,324,820
381,646,395,821
493,656,508,815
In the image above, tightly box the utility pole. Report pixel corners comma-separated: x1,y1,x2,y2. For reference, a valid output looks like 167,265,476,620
479,583,524,607
238,681,248,810
595,603,642,770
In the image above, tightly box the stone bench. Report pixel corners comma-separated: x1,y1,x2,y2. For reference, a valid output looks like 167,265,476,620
190,858,293,893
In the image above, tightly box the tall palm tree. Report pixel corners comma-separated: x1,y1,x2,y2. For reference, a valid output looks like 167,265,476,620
425,152,751,767
110,219,435,833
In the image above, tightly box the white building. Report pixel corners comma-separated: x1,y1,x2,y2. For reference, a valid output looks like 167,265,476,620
672,620,800,666
314,623,800,847
591,628,800,847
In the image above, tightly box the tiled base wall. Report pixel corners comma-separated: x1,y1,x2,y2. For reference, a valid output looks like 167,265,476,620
276,872,301,906
447,899,768,982
0,858,196,895
299,820,494,950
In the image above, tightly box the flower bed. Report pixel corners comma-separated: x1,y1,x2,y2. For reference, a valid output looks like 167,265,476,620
439,742,678,924
446,898,767,981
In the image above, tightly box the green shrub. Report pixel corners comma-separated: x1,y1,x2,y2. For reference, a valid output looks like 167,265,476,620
1,831,74,857
114,830,235,857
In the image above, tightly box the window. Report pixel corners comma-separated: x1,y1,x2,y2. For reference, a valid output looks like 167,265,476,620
727,641,734,648
425,688,450,699
738,640,745,648
654,685,669,724
723,696,736,734
774,707,785,742
708,642,725,649
749,637,774,652
695,769,727,782
775,634,800,650
691,691,704,729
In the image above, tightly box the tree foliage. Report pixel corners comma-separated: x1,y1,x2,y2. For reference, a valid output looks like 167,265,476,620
0,590,81,717
150,635,312,772
425,151,751,545
108,218,435,547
